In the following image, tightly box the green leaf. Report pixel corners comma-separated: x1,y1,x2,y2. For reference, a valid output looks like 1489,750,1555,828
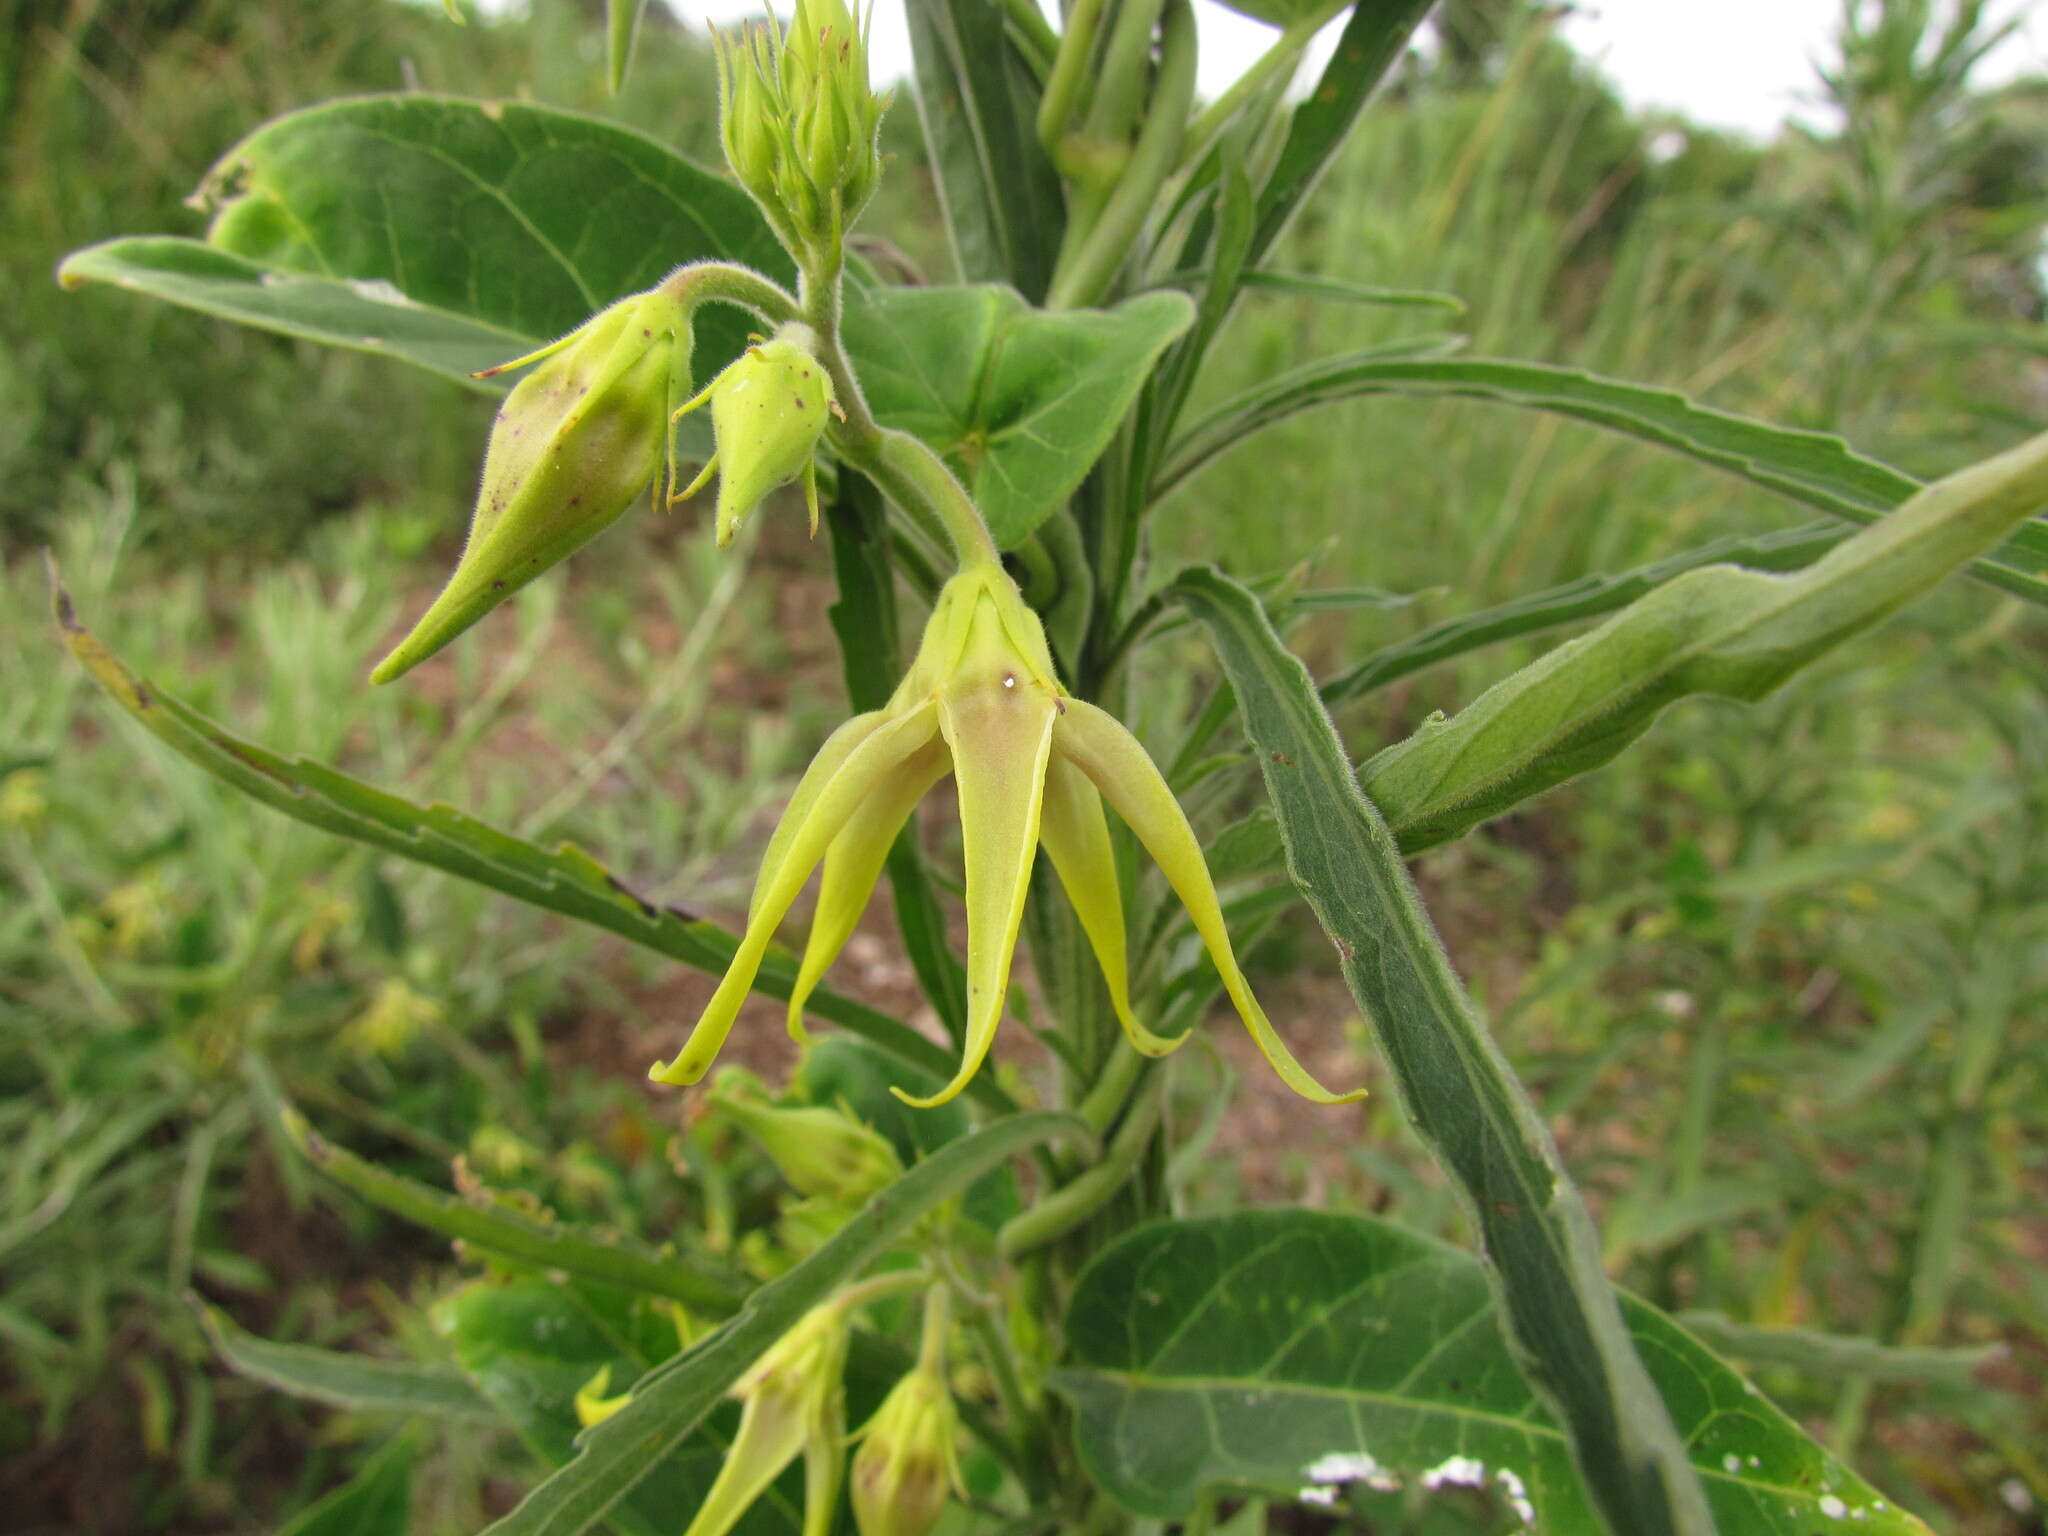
276,1434,420,1536
1671,1313,1995,1393
57,238,532,389
844,285,1194,547
1359,430,2048,851
279,1107,743,1314
1161,355,2048,605
1248,0,1436,265
905,0,1066,299
50,577,1015,1114
59,95,790,387
200,1302,496,1421
1169,566,1714,1536
440,1277,797,1536
607,0,649,94
479,1112,1090,1536
1057,1211,1933,1534
1154,268,1466,315
1320,523,1846,703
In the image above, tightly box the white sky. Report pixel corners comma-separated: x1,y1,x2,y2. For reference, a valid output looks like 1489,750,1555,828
653,0,2045,139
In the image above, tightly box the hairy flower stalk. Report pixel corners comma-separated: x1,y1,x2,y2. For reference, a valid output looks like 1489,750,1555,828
650,557,1363,1108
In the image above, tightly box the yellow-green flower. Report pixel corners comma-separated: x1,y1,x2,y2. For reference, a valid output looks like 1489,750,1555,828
684,1302,849,1536
650,563,1361,1109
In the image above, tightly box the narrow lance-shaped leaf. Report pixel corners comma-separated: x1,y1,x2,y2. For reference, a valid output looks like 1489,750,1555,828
1058,1211,1934,1534
479,1112,1091,1536
1247,0,1436,266
199,1302,498,1421
280,1107,743,1314
1170,564,1715,1536
905,0,1066,298
1362,429,2048,852
48,572,1014,1114
1161,354,2048,605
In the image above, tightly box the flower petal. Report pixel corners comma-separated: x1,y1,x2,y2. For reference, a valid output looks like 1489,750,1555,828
750,710,890,926
1054,698,1365,1105
651,701,941,1086
1036,754,1186,1058
894,677,1058,1109
786,738,950,1042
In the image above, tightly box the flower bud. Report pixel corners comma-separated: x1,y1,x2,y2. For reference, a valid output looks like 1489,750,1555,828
707,1069,902,1203
372,287,690,683
717,24,791,239
674,327,836,546
850,1368,959,1536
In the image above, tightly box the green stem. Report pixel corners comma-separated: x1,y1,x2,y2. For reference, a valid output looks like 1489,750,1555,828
835,1267,933,1312
659,259,800,326
1046,0,1198,310
1174,0,1346,177
1075,1040,1148,1137
997,1066,1164,1259
1037,0,1108,160
800,251,1001,571
1080,0,1166,153
1002,0,1060,78
917,1282,951,1373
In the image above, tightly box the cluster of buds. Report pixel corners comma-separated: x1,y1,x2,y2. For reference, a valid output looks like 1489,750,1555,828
715,0,887,258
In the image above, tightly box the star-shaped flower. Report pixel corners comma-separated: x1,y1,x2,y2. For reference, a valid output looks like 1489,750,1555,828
650,563,1361,1108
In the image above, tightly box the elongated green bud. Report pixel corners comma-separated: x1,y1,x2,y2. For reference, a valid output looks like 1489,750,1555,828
373,288,690,682
707,1069,902,1203
674,325,836,546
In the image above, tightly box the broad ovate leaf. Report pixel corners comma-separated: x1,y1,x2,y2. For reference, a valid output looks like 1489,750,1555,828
1058,1211,1932,1534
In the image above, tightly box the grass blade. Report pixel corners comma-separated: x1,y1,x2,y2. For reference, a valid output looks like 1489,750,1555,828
1170,564,1714,1536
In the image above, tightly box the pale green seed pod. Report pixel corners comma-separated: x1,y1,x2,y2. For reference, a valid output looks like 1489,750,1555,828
372,288,690,684
850,1369,958,1536
676,328,836,546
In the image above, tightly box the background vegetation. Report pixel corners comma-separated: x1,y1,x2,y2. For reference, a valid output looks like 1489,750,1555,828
3,0,2043,1531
